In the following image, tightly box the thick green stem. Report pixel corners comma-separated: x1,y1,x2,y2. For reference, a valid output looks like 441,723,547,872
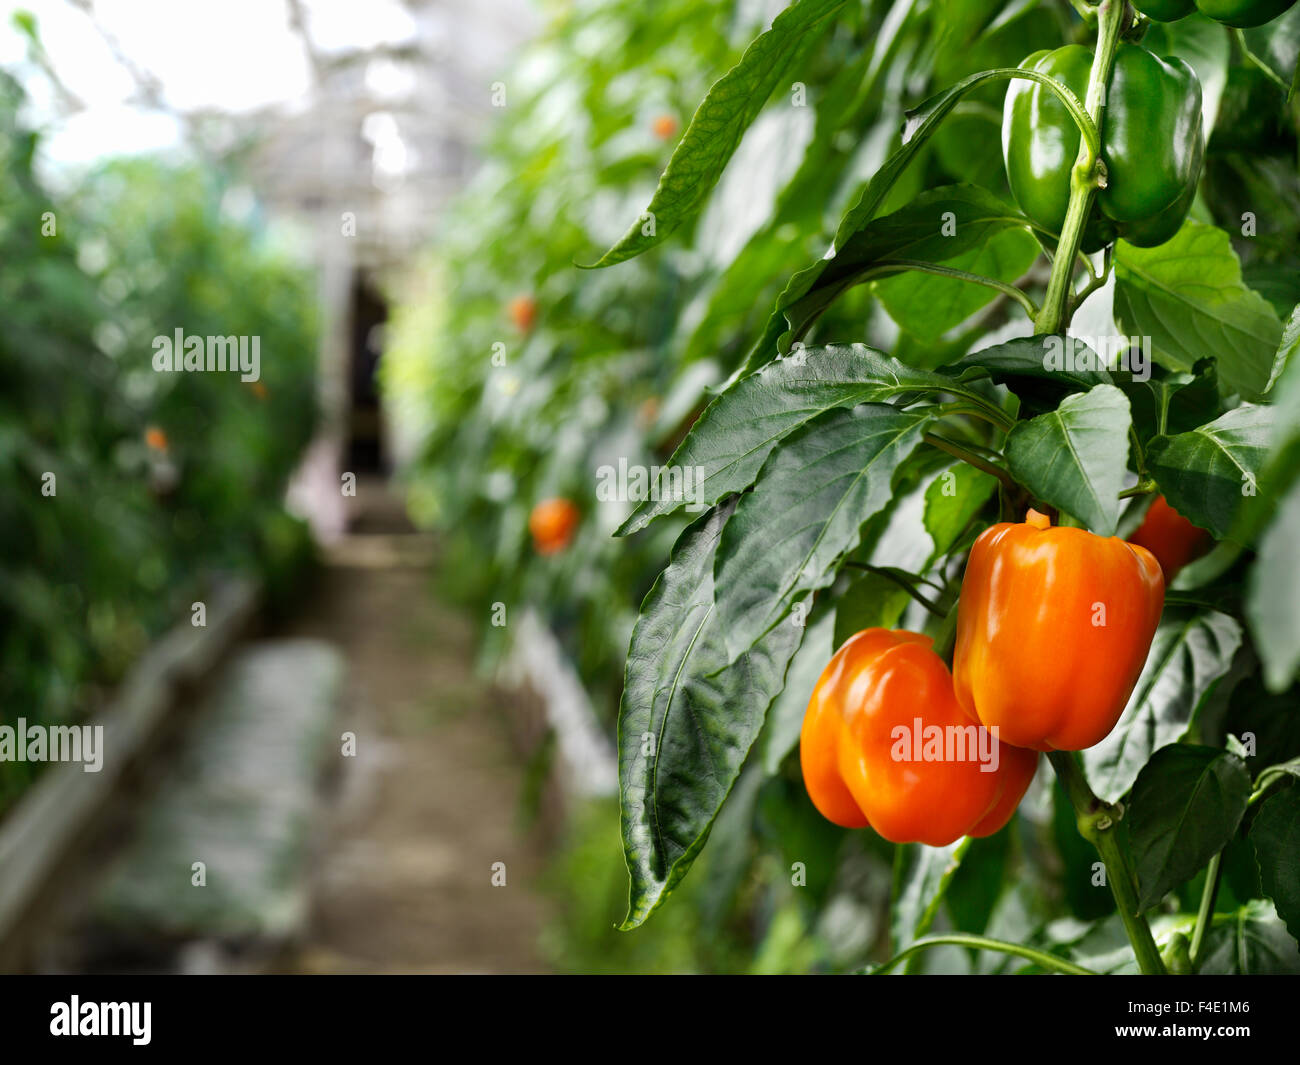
1048,750,1167,975
1034,0,1127,334
873,932,1098,976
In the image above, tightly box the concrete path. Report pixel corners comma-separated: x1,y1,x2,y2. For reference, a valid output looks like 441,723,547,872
281,480,552,974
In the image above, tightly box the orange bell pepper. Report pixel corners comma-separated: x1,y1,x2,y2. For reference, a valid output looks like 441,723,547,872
1128,494,1213,582
953,509,1164,752
800,628,1038,845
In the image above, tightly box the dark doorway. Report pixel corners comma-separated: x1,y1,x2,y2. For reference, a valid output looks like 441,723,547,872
347,273,388,473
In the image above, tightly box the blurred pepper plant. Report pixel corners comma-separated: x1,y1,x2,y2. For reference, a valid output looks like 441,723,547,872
393,0,1300,974
0,73,318,808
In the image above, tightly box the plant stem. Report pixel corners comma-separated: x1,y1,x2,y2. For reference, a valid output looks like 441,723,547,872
1034,0,1127,334
931,399,1016,433
1117,479,1155,499
1248,759,1300,805
1235,28,1291,94
1047,750,1167,975
923,431,1017,493
843,562,946,617
872,932,1098,976
871,259,1040,319
1189,851,1222,969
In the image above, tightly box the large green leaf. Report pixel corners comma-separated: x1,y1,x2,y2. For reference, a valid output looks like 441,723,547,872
586,0,846,267
1128,744,1251,911
1113,222,1282,400
1004,384,1131,535
1196,900,1300,974
618,503,802,928
1251,785,1300,944
1247,478,1300,691
617,344,985,536
1266,302,1300,394
1146,403,1275,539
1242,3,1300,101
760,608,836,774
1083,608,1243,804
714,405,932,661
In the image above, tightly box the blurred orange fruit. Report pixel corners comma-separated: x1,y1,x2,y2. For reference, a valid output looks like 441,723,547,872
529,498,580,555
508,295,538,332
145,427,168,452
651,114,679,140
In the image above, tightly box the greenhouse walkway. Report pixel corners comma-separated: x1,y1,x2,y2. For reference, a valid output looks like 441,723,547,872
279,477,553,974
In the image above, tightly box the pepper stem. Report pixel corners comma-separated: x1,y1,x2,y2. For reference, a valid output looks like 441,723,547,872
1047,750,1167,975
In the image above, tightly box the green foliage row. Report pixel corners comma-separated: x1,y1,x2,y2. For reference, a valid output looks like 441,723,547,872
393,0,1300,973
0,72,319,807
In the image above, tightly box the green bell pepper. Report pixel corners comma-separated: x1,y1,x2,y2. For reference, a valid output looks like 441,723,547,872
1002,43,1204,250
1134,0,1196,20
1195,0,1298,28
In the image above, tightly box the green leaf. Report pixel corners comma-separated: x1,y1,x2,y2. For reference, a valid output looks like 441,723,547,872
892,838,970,953
1247,478,1300,691
1113,221,1282,400
1196,900,1300,974
757,185,1038,362
714,405,932,661
585,0,846,267
1252,786,1300,944
1146,403,1275,539
1083,608,1243,804
1265,301,1300,394
831,570,911,649
618,503,802,928
1004,384,1131,535
760,608,836,774
875,227,1039,340
1242,4,1300,100
947,334,1115,393
1128,744,1251,911
922,462,997,566
617,344,975,536
11,10,37,41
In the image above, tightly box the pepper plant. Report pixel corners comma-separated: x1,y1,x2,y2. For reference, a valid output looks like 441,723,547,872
597,0,1300,974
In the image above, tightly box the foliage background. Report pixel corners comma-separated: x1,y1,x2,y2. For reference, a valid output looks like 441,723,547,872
0,71,319,810
388,0,1300,972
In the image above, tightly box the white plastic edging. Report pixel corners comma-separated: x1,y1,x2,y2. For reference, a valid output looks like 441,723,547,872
503,609,618,798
